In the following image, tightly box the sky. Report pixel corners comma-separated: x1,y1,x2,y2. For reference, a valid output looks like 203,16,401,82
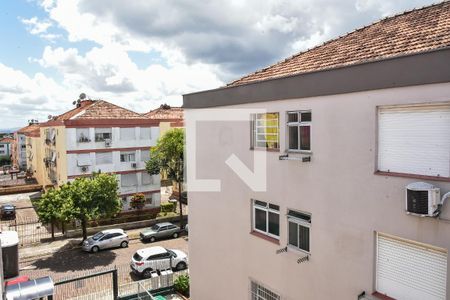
0,0,439,129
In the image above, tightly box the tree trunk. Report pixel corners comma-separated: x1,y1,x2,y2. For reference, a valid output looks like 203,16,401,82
178,181,183,229
61,221,65,234
51,220,55,240
81,217,88,241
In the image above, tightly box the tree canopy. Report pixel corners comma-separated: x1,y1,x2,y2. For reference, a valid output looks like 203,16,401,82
38,173,122,240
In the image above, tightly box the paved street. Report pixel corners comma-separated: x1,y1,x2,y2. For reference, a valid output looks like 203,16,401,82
19,235,189,283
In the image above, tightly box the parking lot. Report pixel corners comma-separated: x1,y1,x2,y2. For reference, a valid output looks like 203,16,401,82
19,234,189,283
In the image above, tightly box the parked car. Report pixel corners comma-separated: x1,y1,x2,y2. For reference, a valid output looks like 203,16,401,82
184,224,188,234
0,204,16,220
140,222,181,242
130,246,188,278
82,229,129,253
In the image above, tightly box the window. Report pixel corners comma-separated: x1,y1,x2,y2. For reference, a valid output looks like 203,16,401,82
76,128,90,143
145,195,152,205
378,104,450,178
252,200,279,238
95,128,112,142
77,153,91,166
142,172,153,185
121,173,137,187
120,127,135,140
140,127,152,140
96,152,112,165
250,281,280,300
287,210,311,253
287,111,311,151
251,113,279,150
120,151,136,162
141,150,150,162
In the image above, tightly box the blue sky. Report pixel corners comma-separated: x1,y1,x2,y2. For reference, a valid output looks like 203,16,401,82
0,0,438,128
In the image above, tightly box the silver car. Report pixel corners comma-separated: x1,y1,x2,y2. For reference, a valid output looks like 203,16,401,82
82,229,129,253
140,222,181,243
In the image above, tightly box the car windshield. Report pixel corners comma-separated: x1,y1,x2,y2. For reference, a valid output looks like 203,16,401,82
133,252,143,261
3,206,14,210
166,249,176,258
150,225,160,231
92,232,104,241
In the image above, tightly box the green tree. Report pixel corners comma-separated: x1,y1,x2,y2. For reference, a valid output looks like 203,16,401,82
37,187,66,240
146,128,185,227
64,173,122,240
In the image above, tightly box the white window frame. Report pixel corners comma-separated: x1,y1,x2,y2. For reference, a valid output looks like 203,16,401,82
287,111,311,152
120,151,136,162
287,209,311,254
252,200,280,239
76,128,90,143
251,113,279,150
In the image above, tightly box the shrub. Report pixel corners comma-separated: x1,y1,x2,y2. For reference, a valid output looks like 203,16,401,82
174,274,189,297
160,202,176,213
130,193,146,210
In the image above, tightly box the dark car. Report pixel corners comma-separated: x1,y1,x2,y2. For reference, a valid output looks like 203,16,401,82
1,204,16,220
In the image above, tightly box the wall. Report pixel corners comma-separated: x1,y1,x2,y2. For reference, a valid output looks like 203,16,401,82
186,82,450,300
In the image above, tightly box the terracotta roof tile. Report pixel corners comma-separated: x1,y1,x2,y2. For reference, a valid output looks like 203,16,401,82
17,123,40,135
229,1,450,86
144,105,183,120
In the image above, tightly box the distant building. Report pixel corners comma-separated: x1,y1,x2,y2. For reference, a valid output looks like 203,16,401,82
0,137,14,158
143,104,183,135
13,122,40,170
36,99,161,211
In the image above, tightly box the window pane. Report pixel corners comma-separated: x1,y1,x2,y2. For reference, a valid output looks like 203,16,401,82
288,221,298,247
254,208,267,232
288,112,298,123
289,126,298,150
301,112,312,122
299,225,310,252
252,113,279,150
141,150,150,162
140,127,151,140
268,211,279,236
254,200,267,207
288,210,311,222
96,152,112,165
300,126,311,151
269,204,279,211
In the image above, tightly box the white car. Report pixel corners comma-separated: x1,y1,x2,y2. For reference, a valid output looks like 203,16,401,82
130,246,188,278
82,229,129,253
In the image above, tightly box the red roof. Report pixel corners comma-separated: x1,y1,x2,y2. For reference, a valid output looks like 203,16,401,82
229,1,450,86
0,137,14,143
144,105,183,120
16,123,40,137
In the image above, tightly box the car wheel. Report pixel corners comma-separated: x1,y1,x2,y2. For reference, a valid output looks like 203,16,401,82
120,241,128,248
149,236,156,243
142,269,153,279
91,246,100,253
176,262,187,271
173,232,179,238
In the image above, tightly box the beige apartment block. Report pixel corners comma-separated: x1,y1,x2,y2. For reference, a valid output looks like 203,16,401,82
184,2,450,300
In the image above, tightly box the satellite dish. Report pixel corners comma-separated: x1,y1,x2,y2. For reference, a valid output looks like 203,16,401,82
72,101,76,105
79,93,86,100
48,115,52,120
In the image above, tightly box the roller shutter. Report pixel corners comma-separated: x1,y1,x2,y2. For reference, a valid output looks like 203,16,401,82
376,233,447,300
377,104,450,178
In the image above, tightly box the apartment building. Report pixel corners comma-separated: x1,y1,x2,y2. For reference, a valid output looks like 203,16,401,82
184,3,450,300
13,121,40,169
144,104,184,135
37,99,161,210
0,137,13,158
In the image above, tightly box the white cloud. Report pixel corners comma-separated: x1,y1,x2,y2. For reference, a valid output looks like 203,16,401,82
21,16,52,35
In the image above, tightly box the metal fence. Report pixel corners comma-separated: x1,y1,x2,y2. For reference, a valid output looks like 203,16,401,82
40,265,188,300
0,216,60,247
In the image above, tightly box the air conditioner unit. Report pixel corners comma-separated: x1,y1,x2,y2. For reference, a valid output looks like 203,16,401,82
131,163,137,168
104,139,112,147
80,166,88,173
406,182,440,217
